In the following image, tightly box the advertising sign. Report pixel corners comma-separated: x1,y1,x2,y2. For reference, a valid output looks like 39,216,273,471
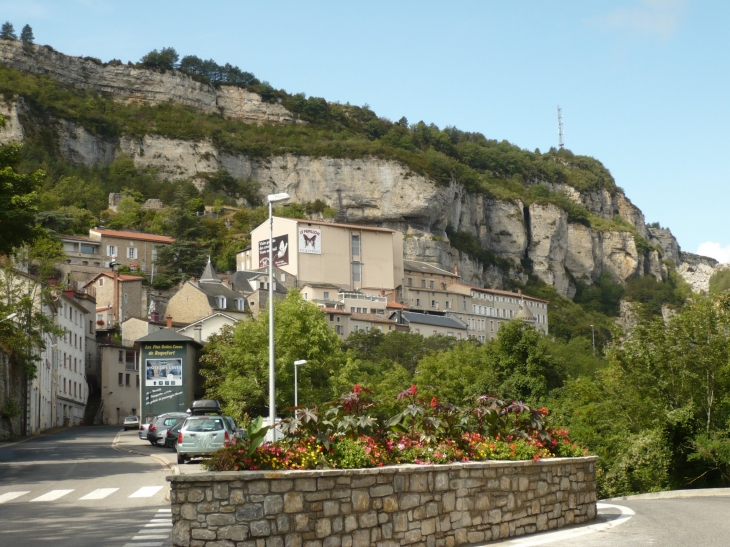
145,357,183,387
298,227,322,254
258,234,289,268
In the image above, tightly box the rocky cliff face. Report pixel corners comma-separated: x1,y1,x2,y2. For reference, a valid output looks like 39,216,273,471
0,41,294,124
0,42,720,296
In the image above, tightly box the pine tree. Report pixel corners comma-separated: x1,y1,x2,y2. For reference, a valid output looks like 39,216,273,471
0,21,17,40
20,24,33,44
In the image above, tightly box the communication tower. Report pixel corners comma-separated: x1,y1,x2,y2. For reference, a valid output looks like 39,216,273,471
557,106,564,149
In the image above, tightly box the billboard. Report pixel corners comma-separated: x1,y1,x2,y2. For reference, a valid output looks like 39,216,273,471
298,227,322,254
258,234,289,268
145,357,183,387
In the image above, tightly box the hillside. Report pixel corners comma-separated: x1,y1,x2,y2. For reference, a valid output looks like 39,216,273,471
0,40,719,320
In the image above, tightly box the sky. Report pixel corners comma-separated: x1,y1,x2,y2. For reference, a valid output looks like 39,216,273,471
1,0,729,261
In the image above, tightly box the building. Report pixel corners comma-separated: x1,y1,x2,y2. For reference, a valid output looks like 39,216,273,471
99,344,139,425
165,259,250,325
392,311,468,339
350,312,398,334
136,329,203,423
176,313,240,343
446,285,549,341
401,260,462,313
88,228,174,273
239,217,404,293
323,308,352,339
84,271,146,328
52,291,90,428
60,234,104,268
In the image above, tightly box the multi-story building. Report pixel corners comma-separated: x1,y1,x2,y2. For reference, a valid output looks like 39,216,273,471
53,291,90,427
393,311,468,339
84,272,146,328
239,217,404,293
88,228,174,273
100,344,139,425
401,260,461,313
446,285,548,341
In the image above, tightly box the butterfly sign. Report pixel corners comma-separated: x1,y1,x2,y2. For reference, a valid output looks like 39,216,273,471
299,227,322,254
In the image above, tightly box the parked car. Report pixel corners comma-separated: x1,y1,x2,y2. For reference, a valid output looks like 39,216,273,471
176,415,236,464
123,416,140,431
139,417,156,441
147,413,188,445
164,421,184,449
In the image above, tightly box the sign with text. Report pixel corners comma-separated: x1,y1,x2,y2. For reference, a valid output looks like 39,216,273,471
258,234,289,268
145,357,183,387
298,227,322,254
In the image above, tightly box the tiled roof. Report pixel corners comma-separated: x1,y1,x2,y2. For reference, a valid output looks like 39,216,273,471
90,228,175,244
386,301,409,309
401,311,467,330
322,308,352,315
135,328,200,345
448,283,549,304
83,272,144,287
350,312,395,324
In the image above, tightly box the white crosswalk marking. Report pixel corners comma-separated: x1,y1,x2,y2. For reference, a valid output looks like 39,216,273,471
31,489,74,502
132,535,169,540
129,486,164,498
0,491,30,504
79,487,119,500
123,543,164,547
143,522,173,527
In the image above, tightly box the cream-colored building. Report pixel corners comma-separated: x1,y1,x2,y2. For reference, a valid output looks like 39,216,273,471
99,344,140,425
84,272,145,327
176,313,240,343
89,228,174,273
239,218,404,293
401,260,462,313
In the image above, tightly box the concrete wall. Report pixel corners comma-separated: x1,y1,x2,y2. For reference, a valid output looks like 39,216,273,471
168,456,597,547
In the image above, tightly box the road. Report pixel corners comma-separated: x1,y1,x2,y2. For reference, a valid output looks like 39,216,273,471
0,427,176,547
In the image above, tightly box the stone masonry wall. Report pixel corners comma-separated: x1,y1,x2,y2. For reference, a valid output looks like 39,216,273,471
168,456,597,547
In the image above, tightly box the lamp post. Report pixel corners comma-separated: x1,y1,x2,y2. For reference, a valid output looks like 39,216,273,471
0,312,18,324
590,324,595,355
267,192,290,438
293,360,307,408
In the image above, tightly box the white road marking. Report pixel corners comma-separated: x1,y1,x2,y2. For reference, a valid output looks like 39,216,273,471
481,503,635,546
132,535,169,540
0,491,30,504
123,543,164,547
129,486,164,498
30,489,74,502
143,522,173,527
79,488,119,500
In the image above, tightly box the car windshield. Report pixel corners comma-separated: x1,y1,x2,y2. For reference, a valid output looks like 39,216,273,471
186,418,224,432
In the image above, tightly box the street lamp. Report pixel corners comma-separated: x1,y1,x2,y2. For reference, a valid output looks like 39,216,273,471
267,192,290,438
0,312,18,324
293,360,307,407
590,324,595,355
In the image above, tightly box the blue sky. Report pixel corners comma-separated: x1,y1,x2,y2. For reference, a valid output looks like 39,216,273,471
2,0,728,260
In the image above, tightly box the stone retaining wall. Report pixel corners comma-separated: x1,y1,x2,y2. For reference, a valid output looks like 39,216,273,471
168,456,597,547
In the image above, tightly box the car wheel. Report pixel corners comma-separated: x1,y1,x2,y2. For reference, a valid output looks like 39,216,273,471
150,440,156,445
177,453,185,464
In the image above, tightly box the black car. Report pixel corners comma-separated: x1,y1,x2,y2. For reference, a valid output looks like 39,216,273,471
164,421,184,448
146,412,188,445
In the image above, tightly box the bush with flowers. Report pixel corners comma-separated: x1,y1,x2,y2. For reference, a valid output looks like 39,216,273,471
203,384,587,471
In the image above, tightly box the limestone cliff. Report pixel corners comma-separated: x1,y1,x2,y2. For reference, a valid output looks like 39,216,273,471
0,42,719,296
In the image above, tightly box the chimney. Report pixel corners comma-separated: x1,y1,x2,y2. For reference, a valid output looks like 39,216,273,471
518,289,522,295
166,315,172,328
454,265,459,276
63,288,74,299
193,325,202,344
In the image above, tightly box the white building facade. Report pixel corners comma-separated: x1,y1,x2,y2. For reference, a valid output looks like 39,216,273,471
54,293,89,427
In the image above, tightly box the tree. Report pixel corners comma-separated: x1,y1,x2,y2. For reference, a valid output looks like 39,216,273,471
109,197,142,229
0,118,43,255
19,24,33,44
0,22,16,40
155,240,208,278
140,47,179,70
200,289,343,420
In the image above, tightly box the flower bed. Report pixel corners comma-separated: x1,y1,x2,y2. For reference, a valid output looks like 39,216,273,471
205,385,585,472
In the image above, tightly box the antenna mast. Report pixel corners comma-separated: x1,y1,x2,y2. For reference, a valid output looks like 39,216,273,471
557,105,564,149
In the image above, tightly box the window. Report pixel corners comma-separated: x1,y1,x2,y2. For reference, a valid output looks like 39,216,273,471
433,330,437,336
421,279,426,288
350,307,355,313
80,244,95,254
336,317,340,323
89,320,93,332
407,278,412,287
74,358,77,372
429,280,434,289
352,263,361,282
445,301,451,309
431,300,437,308
98,278,104,287
323,291,329,299
106,245,117,258
351,234,361,256
216,296,227,309
329,314,334,321
126,247,138,259
136,375,140,387
74,383,77,397
416,298,422,306
118,350,123,362
63,378,66,393
447,332,453,337
415,329,420,334
151,249,158,263
303,293,308,300
118,372,123,385
441,283,447,290
280,273,286,282
490,321,494,332
235,298,246,311
125,374,130,386
335,325,343,335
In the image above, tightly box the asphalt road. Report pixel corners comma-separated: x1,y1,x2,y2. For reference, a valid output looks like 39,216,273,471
0,427,173,547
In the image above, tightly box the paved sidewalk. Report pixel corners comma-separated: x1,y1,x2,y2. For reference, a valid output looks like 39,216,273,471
113,429,204,475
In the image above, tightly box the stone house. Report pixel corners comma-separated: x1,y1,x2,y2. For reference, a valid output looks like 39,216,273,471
165,260,249,325
84,272,146,327
88,228,174,273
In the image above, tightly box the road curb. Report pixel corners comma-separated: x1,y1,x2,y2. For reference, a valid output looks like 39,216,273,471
111,431,174,472
604,487,730,501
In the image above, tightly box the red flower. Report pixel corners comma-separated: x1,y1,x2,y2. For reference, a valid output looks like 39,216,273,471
410,384,417,396
430,396,438,408
353,384,361,394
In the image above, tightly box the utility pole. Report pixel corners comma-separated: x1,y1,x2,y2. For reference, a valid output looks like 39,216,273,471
557,106,564,150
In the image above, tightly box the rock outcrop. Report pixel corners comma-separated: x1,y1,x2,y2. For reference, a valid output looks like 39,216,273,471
0,41,295,124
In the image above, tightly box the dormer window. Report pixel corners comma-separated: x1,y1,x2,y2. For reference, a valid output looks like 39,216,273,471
216,296,227,309
235,298,245,311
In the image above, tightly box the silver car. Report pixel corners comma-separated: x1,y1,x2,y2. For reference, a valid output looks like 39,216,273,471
176,416,235,464
148,413,188,445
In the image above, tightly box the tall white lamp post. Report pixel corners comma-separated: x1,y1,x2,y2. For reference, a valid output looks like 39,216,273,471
267,192,290,439
0,312,18,324
293,359,307,407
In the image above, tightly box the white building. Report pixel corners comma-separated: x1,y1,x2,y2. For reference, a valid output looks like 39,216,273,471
53,292,89,427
